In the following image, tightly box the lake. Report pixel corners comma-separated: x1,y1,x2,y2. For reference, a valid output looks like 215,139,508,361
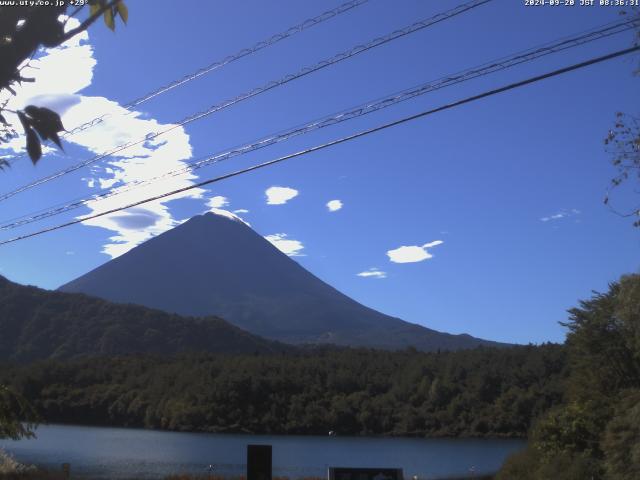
0,424,525,479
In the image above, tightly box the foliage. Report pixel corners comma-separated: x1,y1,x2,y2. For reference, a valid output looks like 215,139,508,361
0,0,128,164
603,15,640,226
562,275,640,401
496,447,599,480
15,107,65,164
0,450,63,480
0,386,37,440
601,389,640,480
0,276,287,362
0,343,566,438
604,113,640,226
531,401,607,461
496,273,640,479
0,274,567,440
90,0,129,31
494,448,539,480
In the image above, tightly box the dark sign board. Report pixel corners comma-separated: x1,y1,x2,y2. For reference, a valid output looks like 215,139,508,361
328,467,404,480
247,444,272,480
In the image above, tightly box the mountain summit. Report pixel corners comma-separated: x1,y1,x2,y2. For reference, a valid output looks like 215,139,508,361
60,212,503,350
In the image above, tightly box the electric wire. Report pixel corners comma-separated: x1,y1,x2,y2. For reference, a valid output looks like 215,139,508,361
0,15,636,232
6,0,371,165
0,0,493,202
1,44,637,246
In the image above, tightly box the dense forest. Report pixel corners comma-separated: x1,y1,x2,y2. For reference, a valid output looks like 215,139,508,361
0,275,288,362
0,344,565,438
496,274,640,480
2,274,638,479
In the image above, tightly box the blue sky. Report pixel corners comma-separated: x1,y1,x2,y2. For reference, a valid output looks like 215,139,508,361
0,0,638,344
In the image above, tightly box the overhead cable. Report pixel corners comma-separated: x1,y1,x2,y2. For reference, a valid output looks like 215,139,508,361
7,0,371,164
0,15,636,231
1,44,637,246
0,0,493,202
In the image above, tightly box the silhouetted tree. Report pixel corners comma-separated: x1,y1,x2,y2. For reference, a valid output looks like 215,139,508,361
496,274,640,479
0,0,128,166
603,14,640,226
0,384,37,440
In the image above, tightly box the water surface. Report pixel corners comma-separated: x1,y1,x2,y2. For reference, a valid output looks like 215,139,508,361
1,424,524,479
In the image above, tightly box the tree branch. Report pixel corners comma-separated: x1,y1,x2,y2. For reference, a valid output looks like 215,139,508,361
60,0,122,42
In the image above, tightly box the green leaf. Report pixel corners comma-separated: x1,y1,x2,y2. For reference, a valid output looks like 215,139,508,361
104,7,115,31
25,128,42,164
31,122,51,142
49,131,63,150
22,106,65,151
24,106,64,133
16,111,31,133
116,1,128,24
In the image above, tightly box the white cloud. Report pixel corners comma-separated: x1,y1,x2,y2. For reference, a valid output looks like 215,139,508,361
266,186,298,205
207,196,229,209
357,268,386,279
387,240,444,264
77,106,199,258
327,199,343,212
0,18,204,259
264,233,304,256
234,209,249,214
540,209,581,222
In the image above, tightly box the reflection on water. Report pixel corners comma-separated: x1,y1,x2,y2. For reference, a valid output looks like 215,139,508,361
1,424,525,480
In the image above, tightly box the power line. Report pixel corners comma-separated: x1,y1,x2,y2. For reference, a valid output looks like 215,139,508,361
7,0,371,165
0,15,636,231
120,0,370,110
1,45,637,247
1,16,637,231
0,0,493,203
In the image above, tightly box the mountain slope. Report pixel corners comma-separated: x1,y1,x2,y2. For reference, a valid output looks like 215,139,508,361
0,275,287,362
60,212,505,351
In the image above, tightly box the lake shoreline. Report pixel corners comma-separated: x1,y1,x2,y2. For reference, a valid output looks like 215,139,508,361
1,424,524,480
24,422,527,442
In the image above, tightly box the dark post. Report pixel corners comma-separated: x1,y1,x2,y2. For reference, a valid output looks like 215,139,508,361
247,444,272,480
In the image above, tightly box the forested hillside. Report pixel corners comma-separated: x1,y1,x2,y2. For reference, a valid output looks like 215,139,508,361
496,274,640,480
0,276,288,362
0,344,565,438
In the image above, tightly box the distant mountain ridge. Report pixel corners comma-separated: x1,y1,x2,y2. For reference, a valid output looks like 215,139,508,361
0,275,287,362
60,212,506,351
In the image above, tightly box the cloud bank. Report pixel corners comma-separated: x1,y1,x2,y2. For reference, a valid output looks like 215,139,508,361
0,18,204,259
